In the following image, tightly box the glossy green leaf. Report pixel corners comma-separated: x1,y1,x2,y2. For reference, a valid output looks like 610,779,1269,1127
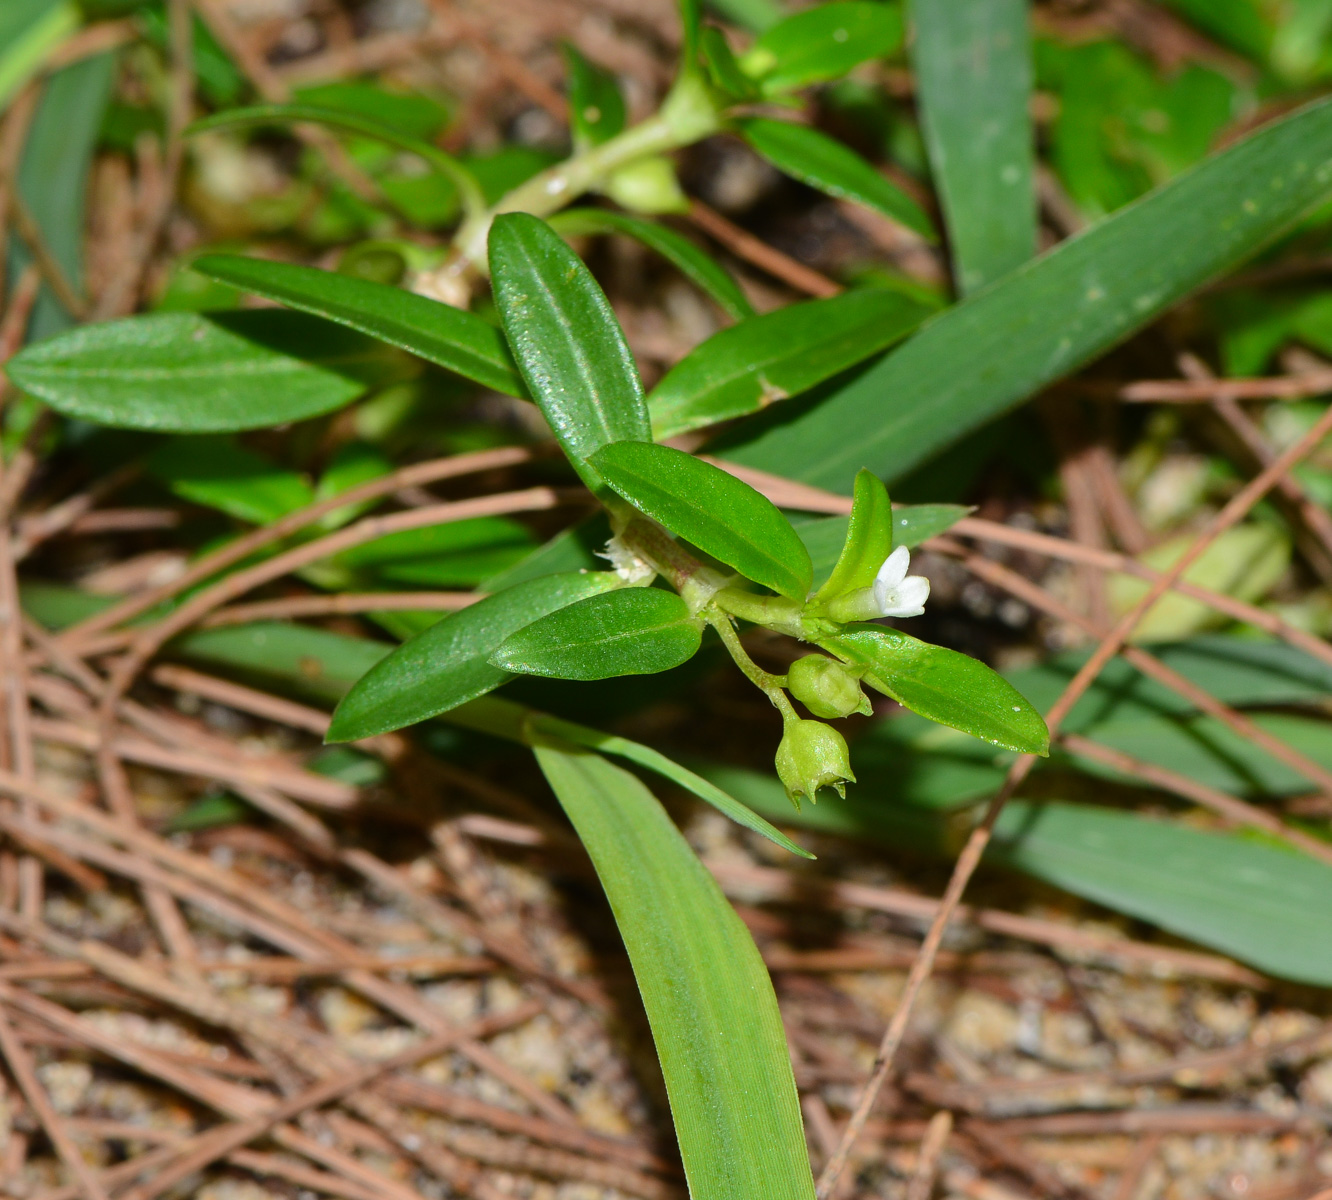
7,311,405,432
649,288,929,439
911,0,1036,293
551,208,754,321
563,42,625,148
826,625,1049,753
727,95,1332,492
987,802,1332,986
590,442,813,599
192,255,527,398
740,118,935,241
742,1,904,93
326,571,621,740
815,469,892,601
530,740,816,1200
488,213,650,493
797,504,969,586
491,588,701,680
525,711,812,857
147,437,313,525
0,0,77,110
188,102,484,219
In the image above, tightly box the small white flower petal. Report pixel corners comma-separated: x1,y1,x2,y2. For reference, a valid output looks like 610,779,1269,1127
875,545,911,589
879,574,930,618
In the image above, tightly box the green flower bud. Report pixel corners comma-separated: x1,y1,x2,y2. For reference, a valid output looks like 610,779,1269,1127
604,156,689,215
787,654,872,719
775,719,856,808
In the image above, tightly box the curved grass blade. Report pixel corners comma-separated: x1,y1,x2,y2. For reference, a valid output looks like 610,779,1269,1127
649,288,929,439
525,710,812,857
727,95,1332,491
188,102,485,220
193,254,527,397
489,213,650,494
911,0,1037,293
531,739,817,1200
326,571,621,741
740,117,935,241
551,208,754,321
590,442,813,599
492,588,701,680
826,624,1049,754
7,311,405,432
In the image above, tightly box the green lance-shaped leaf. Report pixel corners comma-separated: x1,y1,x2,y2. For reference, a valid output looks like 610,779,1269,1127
825,625,1049,754
491,588,701,680
648,288,929,439
531,740,817,1200
910,0,1037,294
147,437,313,525
740,118,935,241
326,571,622,741
741,0,905,93
0,0,78,113
701,26,761,103
6,311,405,433
192,255,527,398
815,469,892,601
188,103,485,220
551,208,755,321
590,442,813,600
524,710,812,858
488,213,650,494
562,42,626,148
798,504,970,588
726,94,1332,492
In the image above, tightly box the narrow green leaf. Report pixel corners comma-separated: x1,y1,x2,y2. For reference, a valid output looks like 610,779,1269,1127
9,52,115,341
742,1,904,93
525,711,812,857
530,740,816,1200
188,102,485,219
334,515,533,569
988,802,1332,986
910,0,1036,293
677,0,703,73
797,504,969,587
562,42,626,148
740,118,935,241
7,311,405,432
727,95,1332,491
701,26,761,102
551,208,755,321
590,442,814,599
649,288,928,439
0,0,78,111
492,588,701,680
488,213,650,493
326,572,621,740
826,625,1049,753
192,255,527,398
147,437,313,525
815,469,892,601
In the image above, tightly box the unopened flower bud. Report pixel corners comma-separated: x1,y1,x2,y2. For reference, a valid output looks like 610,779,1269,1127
787,655,872,719
604,156,689,215
775,719,855,808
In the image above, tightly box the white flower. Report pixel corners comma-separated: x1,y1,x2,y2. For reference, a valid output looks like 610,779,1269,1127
872,545,930,618
826,546,931,622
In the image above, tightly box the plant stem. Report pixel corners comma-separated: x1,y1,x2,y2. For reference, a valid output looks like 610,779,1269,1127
712,585,805,638
707,612,797,720
617,516,729,613
445,75,723,274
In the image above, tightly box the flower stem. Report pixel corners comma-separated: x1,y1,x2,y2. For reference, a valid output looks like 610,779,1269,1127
707,612,797,720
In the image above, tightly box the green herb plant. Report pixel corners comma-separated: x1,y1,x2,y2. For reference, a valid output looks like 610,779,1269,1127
11,0,1332,1193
